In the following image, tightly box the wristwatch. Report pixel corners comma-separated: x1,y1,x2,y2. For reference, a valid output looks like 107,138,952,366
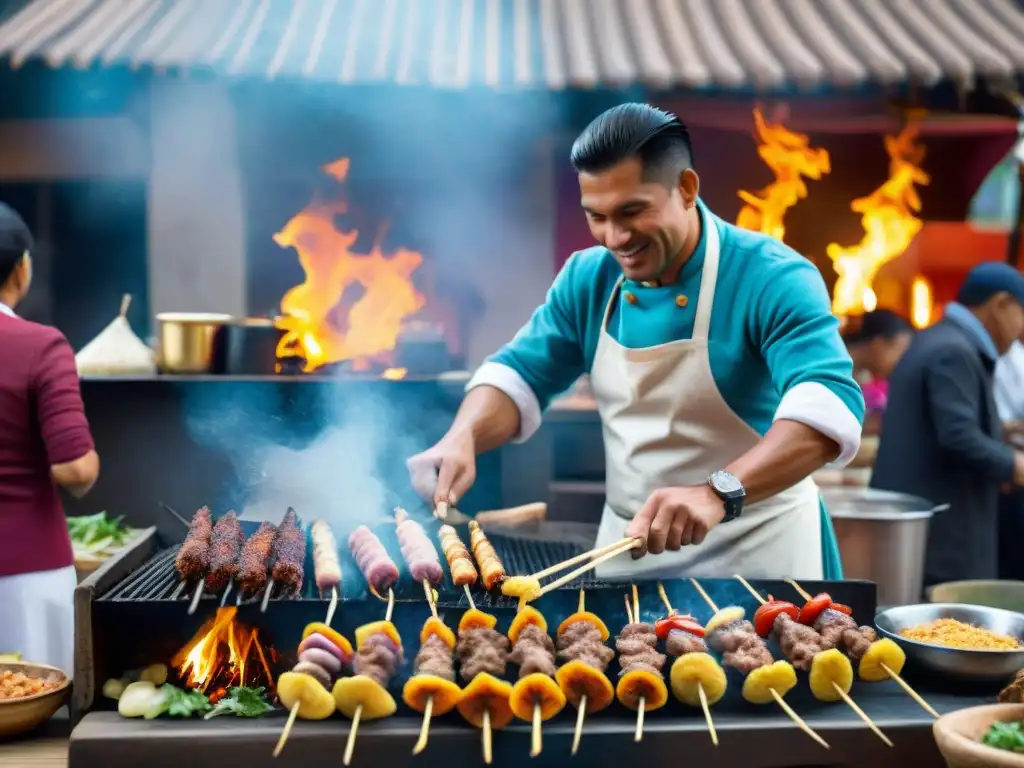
707,470,745,522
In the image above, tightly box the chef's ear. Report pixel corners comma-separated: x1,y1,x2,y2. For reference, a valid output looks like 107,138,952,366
17,250,32,292
677,168,699,209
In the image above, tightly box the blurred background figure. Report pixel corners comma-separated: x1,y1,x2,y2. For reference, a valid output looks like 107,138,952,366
0,202,99,673
872,262,1024,590
995,330,1024,580
845,310,915,432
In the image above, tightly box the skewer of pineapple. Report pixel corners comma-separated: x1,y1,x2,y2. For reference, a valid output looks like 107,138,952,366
333,588,401,766
402,585,461,755
690,578,830,749
617,584,669,743
507,602,566,756
784,578,937,718
655,582,723,745
554,589,615,755
454,605,514,765
733,575,892,746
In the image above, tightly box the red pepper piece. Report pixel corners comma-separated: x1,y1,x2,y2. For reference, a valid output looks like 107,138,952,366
831,603,853,615
797,593,833,625
654,614,706,641
752,600,800,638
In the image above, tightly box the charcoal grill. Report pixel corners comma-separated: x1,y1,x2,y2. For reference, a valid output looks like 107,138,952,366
71,520,990,768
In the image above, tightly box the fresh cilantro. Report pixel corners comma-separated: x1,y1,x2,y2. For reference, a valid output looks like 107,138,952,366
162,686,213,718
204,686,273,719
67,511,131,551
982,721,1024,752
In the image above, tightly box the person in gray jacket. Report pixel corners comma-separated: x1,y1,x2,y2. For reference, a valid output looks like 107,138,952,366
872,262,1024,588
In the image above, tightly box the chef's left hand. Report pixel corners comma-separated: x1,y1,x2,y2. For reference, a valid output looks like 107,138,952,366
625,485,726,557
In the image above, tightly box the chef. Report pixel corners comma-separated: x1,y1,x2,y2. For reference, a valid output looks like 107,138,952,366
408,104,863,579
0,202,99,672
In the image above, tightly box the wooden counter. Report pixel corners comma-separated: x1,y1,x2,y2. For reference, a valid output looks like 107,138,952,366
1,710,70,768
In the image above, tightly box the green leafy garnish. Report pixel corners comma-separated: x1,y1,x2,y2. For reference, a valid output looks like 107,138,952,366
162,686,213,718
67,511,132,552
204,686,273,719
982,721,1024,752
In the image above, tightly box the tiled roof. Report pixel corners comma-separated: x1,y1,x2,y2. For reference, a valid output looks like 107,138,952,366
0,0,1022,92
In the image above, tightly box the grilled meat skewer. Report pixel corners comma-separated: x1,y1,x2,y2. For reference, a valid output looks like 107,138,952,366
175,506,213,580
204,511,244,592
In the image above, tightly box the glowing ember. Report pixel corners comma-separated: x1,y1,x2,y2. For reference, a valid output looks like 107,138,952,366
736,108,831,242
828,112,930,317
171,607,276,693
382,367,407,380
910,275,934,329
274,158,426,373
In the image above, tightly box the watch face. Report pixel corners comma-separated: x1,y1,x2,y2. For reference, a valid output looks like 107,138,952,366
711,471,743,495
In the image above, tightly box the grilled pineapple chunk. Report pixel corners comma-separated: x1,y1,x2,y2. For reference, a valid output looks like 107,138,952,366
742,660,797,704
858,638,906,682
809,648,854,702
670,652,727,707
704,606,745,634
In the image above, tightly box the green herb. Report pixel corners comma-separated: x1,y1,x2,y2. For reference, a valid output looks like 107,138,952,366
67,511,132,552
204,686,273,719
161,686,213,718
982,721,1024,752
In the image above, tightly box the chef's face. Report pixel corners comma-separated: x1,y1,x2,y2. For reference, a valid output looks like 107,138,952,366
579,157,699,282
990,292,1024,355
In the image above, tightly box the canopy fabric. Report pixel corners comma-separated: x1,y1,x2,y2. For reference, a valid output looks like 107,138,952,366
0,0,1022,92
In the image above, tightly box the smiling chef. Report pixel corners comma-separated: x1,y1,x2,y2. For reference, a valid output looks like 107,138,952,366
408,104,864,580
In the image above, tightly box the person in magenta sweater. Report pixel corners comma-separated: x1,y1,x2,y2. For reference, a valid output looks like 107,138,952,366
0,202,99,673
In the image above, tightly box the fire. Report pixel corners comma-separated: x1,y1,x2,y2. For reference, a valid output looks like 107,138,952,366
828,112,931,317
910,275,934,329
171,607,276,693
274,158,426,373
736,108,831,242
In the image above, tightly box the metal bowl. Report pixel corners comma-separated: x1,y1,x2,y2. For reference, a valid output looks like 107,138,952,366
0,661,70,738
875,603,1024,683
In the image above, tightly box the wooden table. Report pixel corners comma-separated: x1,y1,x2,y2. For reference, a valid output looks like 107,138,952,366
1,710,69,768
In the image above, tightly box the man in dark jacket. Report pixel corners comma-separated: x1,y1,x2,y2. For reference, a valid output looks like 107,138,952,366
872,262,1024,588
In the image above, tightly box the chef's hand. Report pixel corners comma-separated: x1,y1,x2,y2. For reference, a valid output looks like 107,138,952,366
406,432,477,509
625,485,726,557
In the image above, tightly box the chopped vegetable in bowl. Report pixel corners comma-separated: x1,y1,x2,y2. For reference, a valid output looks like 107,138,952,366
982,720,1024,753
68,511,135,557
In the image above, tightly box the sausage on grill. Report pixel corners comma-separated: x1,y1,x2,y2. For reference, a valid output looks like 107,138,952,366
238,521,276,595
204,511,244,592
270,507,306,596
175,506,213,580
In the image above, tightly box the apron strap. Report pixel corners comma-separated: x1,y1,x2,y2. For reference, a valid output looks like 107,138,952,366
691,206,721,342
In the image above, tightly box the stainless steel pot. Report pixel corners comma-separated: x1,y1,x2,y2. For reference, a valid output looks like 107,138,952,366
821,488,945,608
155,313,233,374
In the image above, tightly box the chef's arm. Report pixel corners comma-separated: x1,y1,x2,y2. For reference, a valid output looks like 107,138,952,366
457,254,587,449
753,256,865,470
726,421,839,504
34,331,100,497
925,350,1018,483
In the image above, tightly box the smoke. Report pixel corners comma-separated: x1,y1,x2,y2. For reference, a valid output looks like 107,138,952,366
182,379,447,539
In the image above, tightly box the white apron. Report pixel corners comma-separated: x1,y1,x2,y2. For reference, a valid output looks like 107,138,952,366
590,212,822,581
0,565,76,673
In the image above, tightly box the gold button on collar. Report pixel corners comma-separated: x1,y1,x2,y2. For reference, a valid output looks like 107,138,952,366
624,291,638,305
675,294,689,308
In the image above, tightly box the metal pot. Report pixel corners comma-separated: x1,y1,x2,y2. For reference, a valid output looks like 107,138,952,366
821,488,945,608
222,318,284,375
155,313,233,374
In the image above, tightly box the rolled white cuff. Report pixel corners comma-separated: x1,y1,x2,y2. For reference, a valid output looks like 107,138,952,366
466,362,543,443
774,381,862,468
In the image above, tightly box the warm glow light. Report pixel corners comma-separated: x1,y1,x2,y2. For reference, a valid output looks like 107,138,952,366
910,276,933,329
736,108,831,242
862,288,878,312
274,158,426,372
381,367,407,380
171,607,275,693
828,112,930,317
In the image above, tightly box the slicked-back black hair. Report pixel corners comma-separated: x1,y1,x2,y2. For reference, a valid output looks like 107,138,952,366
570,103,694,188
0,202,31,287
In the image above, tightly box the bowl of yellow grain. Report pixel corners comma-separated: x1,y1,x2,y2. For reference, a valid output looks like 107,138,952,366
876,603,1024,683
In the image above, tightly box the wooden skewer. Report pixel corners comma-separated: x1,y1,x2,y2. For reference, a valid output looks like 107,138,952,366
691,578,829,749
260,578,276,613
342,704,362,765
412,695,434,755
631,583,640,623
634,696,646,743
530,702,543,757
423,579,438,618
385,588,395,622
188,581,204,615
220,583,232,607
658,581,718,746
273,701,300,757
624,593,634,624
159,501,191,530
119,293,132,317
786,578,939,718
537,538,639,597
571,588,588,755
325,586,339,625
747,577,891,746
464,583,476,610
530,536,641,581
482,708,493,764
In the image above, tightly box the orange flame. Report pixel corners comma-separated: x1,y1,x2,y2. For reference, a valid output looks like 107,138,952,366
828,113,930,317
171,607,276,693
910,275,934,329
274,158,426,372
736,108,831,242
